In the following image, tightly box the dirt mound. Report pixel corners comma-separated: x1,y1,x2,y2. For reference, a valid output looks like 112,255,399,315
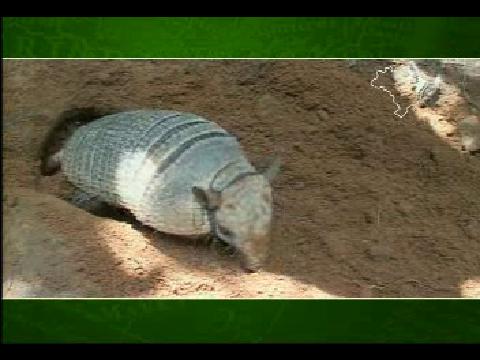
3,60,480,298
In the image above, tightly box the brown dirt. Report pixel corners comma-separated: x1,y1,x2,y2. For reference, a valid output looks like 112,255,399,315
3,60,480,298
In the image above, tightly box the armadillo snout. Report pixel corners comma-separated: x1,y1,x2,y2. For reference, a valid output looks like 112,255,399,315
239,235,270,272
240,254,264,273
242,261,262,273
461,135,480,152
459,116,480,152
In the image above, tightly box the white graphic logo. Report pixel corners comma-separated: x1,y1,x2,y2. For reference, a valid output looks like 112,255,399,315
370,65,414,119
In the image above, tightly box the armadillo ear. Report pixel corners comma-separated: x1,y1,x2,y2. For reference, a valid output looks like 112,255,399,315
260,155,282,183
192,186,222,210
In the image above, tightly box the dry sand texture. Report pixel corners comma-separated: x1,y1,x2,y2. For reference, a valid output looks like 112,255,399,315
3,60,480,298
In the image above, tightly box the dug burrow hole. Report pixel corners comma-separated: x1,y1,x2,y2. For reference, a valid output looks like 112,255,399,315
39,106,123,175
38,106,139,226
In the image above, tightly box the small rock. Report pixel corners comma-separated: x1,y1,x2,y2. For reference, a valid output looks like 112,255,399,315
369,244,394,259
359,285,374,298
305,125,320,134
317,109,330,121
292,142,304,152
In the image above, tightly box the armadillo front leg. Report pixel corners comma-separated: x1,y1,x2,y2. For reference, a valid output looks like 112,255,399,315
210,237,236,256
190,234,236,255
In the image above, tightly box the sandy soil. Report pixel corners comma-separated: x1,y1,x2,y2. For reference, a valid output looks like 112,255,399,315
3,59,480,298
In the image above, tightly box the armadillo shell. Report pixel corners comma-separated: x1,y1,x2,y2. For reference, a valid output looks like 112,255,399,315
62,110,255,235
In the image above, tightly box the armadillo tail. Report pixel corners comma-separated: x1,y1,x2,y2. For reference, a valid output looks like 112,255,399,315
41,149,64,175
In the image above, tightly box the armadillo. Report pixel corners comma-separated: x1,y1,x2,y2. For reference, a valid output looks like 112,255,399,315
45,110,281,271
407,61,442,107
458,115,480,153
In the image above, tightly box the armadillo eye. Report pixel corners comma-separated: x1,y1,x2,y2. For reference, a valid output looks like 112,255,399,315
218,225,234,238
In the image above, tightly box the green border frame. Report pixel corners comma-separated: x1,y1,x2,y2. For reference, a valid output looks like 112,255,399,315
3,17,480,58
3,17,480,344
3,300,480,343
